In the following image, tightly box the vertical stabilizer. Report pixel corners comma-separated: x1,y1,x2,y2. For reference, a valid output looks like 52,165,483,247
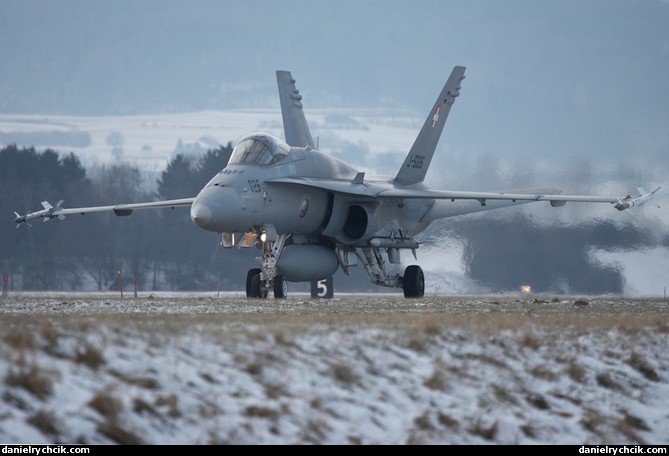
276,70,315,149
394,66,466,185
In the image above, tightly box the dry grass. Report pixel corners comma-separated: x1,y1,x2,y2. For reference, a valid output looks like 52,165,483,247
579,409,647,444
74,344,105,370
437,412,460,430
626,352,660,382
530,365,558,380
331,363,358,385
5,364,54,400
468,418,498,440
492,384,518,404
245,361,263,376
86,388,146,443
27,409,60,437
3,331,37,351
566,359,587,383
264,383,288,399
273,331,295,346
596,372,622,391
413,411,433,430
38,317,60,349
301,418,330,443
97,421,144,445
133,397,160,417
244,405,279,419
406,335,427,352
424,368,448,391
88,390,123,420
199,371,217,384
155,393,180,418
109,369,160,389
620,410,650,431
519,332,541,350
520,424,537,438
525,393,551,410
418,318,442,335
0,295,667,346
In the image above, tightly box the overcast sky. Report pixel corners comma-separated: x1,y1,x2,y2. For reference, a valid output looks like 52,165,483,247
2,0,667,170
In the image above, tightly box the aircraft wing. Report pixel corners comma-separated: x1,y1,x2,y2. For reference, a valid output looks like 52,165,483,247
53,198,195,216
267,176,611,202
378,188,620,204
14,196,195,227
267,176,656,209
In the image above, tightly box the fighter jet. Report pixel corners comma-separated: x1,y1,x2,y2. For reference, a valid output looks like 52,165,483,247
13,66,660,298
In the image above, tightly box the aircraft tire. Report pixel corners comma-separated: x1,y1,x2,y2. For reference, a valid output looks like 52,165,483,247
249,273,268,298
402,265,425,298
246,268,261,298
273,275,288,299
247,268,267,298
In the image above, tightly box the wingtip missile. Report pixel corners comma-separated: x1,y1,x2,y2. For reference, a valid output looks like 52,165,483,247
13,200,66,227
614,186,661,211
13,212,26,228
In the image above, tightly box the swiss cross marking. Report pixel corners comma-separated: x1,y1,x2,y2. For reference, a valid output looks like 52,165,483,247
431,106,441,128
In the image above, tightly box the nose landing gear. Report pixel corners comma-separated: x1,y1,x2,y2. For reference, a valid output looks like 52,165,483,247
246,269,288,299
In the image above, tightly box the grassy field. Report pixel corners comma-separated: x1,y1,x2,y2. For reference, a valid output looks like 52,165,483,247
1,293,668,444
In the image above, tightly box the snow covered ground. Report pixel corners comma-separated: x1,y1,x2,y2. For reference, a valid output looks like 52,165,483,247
0,292,668,445
0,109,420,175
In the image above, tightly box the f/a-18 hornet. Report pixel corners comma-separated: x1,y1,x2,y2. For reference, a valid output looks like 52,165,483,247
14,66,660,298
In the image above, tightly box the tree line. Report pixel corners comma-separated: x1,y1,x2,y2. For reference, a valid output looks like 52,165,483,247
0,143,258,292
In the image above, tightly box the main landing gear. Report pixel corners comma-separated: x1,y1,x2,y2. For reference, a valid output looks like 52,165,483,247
402,264,424,298
355,247,425,298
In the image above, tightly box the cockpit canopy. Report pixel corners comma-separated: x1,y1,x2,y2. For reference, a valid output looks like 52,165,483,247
228,133,290,166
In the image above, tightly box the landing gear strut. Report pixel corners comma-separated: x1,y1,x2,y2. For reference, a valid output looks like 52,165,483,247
245,229,290,299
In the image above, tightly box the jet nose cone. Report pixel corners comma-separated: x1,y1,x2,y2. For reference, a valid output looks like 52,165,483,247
190,204,212,228
190,186,243,232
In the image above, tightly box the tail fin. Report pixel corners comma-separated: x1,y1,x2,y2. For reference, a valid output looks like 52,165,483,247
276,70,316,149
394,66,466,185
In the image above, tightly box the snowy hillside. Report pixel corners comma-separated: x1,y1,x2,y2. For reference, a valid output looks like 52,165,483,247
0,109,420,176
1,293,668,444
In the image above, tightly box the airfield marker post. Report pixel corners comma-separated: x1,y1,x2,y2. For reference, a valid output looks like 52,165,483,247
2,272,8,297
133,277,138,298
217,281,221,298
118,270,124,300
